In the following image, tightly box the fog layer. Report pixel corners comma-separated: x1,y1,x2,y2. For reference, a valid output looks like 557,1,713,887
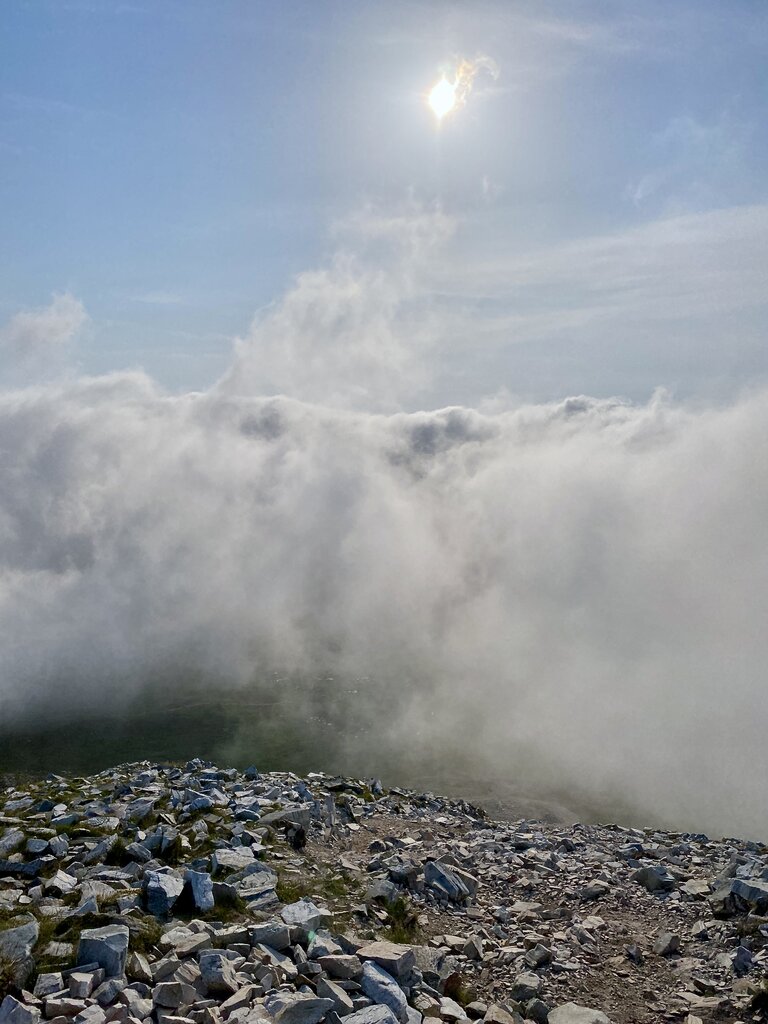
1,368,766,837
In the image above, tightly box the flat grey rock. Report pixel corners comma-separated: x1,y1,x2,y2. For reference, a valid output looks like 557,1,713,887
548,1005,614,1024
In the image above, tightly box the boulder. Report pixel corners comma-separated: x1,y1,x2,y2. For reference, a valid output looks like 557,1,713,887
199,953,239,996
183,870,214,912
423,862,470,903
342,1009,399,1024
631,866,676,893
280,899,325,935
143,871,184,917
0,916,39,988
211,848,254,875
652,932,680,956
356,941,415,980
360,962,408,1023
0,997,40,1024
548,1005,614,1024
511,973,541,1002
76,926,129,979
264,992,334,1024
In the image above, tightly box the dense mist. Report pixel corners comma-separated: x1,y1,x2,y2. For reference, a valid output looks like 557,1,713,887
2,206,767,838
1,365,766,838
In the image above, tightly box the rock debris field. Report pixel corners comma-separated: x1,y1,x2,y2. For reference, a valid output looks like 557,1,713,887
1,762,767,1024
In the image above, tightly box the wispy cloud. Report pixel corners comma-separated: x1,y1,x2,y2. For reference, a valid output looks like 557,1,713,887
428,204,768,384
0,292,88,359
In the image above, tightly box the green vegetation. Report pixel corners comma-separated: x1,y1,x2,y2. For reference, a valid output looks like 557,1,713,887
124,917,164,957
0,951,22,1001
381,896,421,944
275,874,311,904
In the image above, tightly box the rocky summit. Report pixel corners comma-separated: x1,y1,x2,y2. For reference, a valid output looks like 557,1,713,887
0,762,767,1024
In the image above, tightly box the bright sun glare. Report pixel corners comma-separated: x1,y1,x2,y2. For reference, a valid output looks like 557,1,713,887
428,76,457,121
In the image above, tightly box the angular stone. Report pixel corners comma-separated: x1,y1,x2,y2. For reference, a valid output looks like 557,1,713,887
357,941,415,980
652,932,680,956
45,999,87,1018
238,870,278,907
511,973,541,1002
316,979,354,1016
413,995,441,1019
280,899,325,934
92,976,126,1006
548,1006,614,1024
680,880,710,898
126,953,153,984
483,1006,520,1024
524,1000,549,1024
360,962,408,1023
250,921,291,950
77,926,129,979
0,830,25,859
318,955,364,980
143,871,184,917
308,930,342,960
0,916,39,988
183,870,214,913
631,866,676,893
729,877,768,911
68,970,103,999
343,1009,399,1024
199,953,239,996
264,992,334,1024
73,1006,106,1024
438,998,464,1022
0,997,40,1024
523,944,552,970
46,870,78,896
152,982,197,1009
211,848,254,875
33,973,64,998
423,862,469,903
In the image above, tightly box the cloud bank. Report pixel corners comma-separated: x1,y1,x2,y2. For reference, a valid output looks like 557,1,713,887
0,371,766,838
1,208,767,840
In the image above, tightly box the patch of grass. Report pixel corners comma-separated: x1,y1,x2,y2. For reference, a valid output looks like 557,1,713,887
381,896,421,945
0,952,23,1001
126,917,164,957
276,874,311,904
319,872,350,897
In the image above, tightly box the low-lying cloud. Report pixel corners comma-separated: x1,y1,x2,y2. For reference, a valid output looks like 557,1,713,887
1,207,767,839
0,370,766,838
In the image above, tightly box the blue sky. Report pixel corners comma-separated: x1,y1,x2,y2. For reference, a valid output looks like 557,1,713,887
1,0,767,403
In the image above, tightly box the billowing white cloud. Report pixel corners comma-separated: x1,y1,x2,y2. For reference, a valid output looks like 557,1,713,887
0,292,88,358
221,204,453,410
0,371,766,839
1,207,767,840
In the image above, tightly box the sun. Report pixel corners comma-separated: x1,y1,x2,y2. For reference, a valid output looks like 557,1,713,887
428,76,457,121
